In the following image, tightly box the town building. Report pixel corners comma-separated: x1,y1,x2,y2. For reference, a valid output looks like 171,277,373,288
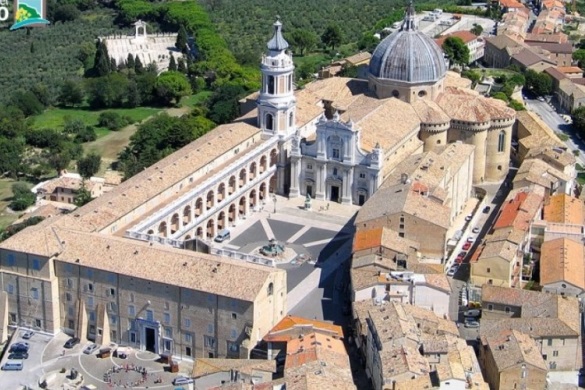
480,285,582,371
513,157,573,195
192,358,276,388
525,41,573,67
540,237,585,297
353,300,488,390
318,51,372,79
479,329,548,390
435,30,485,64
484,35,525,68
33,172,110,205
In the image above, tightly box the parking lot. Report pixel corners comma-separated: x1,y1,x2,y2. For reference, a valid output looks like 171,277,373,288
1,329,193,389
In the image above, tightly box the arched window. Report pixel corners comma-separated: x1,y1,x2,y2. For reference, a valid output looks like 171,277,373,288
267,283,274,296
333,168,338,176
289,112,294,127
266,114,274,131
288,74,293,91
498,131,506,152
268,76,275,94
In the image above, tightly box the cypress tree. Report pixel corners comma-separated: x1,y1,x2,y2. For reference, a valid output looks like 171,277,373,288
168,54,177,71
177,58,186,73
110,57,117,71
93,40,112,77
134,55,144,74
126,53,135,69
176,25,188,53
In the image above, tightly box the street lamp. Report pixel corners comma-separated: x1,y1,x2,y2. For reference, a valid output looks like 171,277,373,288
272,194,277,213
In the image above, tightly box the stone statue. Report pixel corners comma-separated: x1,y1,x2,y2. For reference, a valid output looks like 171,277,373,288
305,193,312,210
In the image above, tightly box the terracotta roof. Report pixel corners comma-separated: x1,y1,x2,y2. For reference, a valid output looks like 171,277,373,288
516,111,564,150
477,237,519,263
344,51,371,65
435,30,480,46
482,329,547,372
193,358,276,378
436,87,516,123
557,66,583,74
353,227,419,255
525,41,573,54
544,66,569,81
543,194,584,225
263,315,343,343
540,238,585,289
493,189,543,232
512,48,555,68
1,226,283,301
421,274,452,293
486,34,524,51
499,0,525,8
525,32,568,43
513,158,571,189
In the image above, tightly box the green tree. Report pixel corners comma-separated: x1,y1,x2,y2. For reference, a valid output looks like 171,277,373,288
0,137,24,177
135,56,144,74
442,37,470,66
85,73,130,109
572,106,585,136
11,91,44,116
492,92,509,102
47,151,72,174
155,71,192,105
178,58,187,73
126,53,135,69
10,182,35,211
0,107,27,138
93,40,112,77
176,24,188,53
290,29,318,56
208,83,247,124
573,49,585,68
30,83,52,107
74,184,93,207
524,69,552,96
59,80,84,107
53,4,80,23
77,153,102,179
470,24,483,36
169,54,177,71
357,33,379,52
77,42,96,72
321,24,343,50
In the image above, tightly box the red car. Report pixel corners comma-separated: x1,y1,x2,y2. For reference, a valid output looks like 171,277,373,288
462,242,471,250
455,256,464,264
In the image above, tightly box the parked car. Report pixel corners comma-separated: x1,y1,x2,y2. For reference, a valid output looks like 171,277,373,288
173,376,194,385
463,309,481,317
464,320,480,328
537,96,545,102
465,214,473,221
472,227,480,234
447,266,458,277
21,330,34,340
8,352,29,360
64,337,80,349
455,255,464,264
2,361,23,371
458,251,467,258
466,236,474,243
9,342,29,353
462,242,471,250
483,206,491,213
83,343,100,355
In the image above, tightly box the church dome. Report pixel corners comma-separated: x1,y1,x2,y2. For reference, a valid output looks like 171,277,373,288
369,4,446,84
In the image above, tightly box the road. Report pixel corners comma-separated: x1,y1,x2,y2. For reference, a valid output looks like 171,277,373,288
523,97,585,166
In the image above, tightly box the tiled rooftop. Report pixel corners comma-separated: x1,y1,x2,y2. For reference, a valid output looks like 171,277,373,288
540,238,584,290
543,194,584,225
263,315,343,343
513,158,571,189
481,329,547,372
493,189,543,232
192,358,276,378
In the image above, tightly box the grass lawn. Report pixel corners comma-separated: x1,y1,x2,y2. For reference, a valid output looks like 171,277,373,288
578,172,585,186
293,52,331,70
181,91,213,108
31,107,162,135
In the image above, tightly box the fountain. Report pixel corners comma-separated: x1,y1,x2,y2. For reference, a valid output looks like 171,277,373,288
260,238,285,257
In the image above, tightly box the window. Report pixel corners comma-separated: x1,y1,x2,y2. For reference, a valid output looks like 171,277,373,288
184,318,191,328
7,254,15,266
553,350,559,357
487,304,493,311
32,259,40,270
333,167,338,176
231,313,237,320
359,172,366,179
108,288,116,297
68,320,74,329
487,268,491,273
398,232,405,238
164,340,171,351
230,329,238,339
68,306,74,316
128,305,135,316
9,313,16,324
130,332,136,343
111,330,117,341
110,315,117,325
332,148,340,159
67,278,73,288
265,114,274,131
164,327,172,338
89,311,96,322
87,297,94,308
7,284,14,295
204,336,216,348
228,341,239,353
130,293,135,303
146,310,154,322
561,283,567,288
108,302,117,312
267,75,275,94
498,131,506,152
65,292,72,302
267,283,274,296
185,333,192,343
31,288,39,300
307,164,313,170
505,307,511,313
87,283,94,293
207,324,214,334
289,112,294,127
547,338,553,346
164,301,170,310
186,347,192,357
488,279,493,284
35,319,41,328
163,313,170,324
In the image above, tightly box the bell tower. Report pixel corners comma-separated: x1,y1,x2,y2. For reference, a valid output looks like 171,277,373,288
257,18,296,139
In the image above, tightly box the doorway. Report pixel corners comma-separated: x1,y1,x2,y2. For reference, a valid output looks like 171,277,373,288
358,194,365,206
330,186,339,202
145,327,156,352
306,185,313,198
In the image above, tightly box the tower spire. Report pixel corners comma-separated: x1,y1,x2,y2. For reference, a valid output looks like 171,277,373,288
267,16,289,51
401,0,417,31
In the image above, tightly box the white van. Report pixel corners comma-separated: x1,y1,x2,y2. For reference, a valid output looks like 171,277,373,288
214,229,231,243
2,360,23,371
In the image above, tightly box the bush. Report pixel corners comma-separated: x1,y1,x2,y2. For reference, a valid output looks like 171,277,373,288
10,182,35,211
97,112,132,131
